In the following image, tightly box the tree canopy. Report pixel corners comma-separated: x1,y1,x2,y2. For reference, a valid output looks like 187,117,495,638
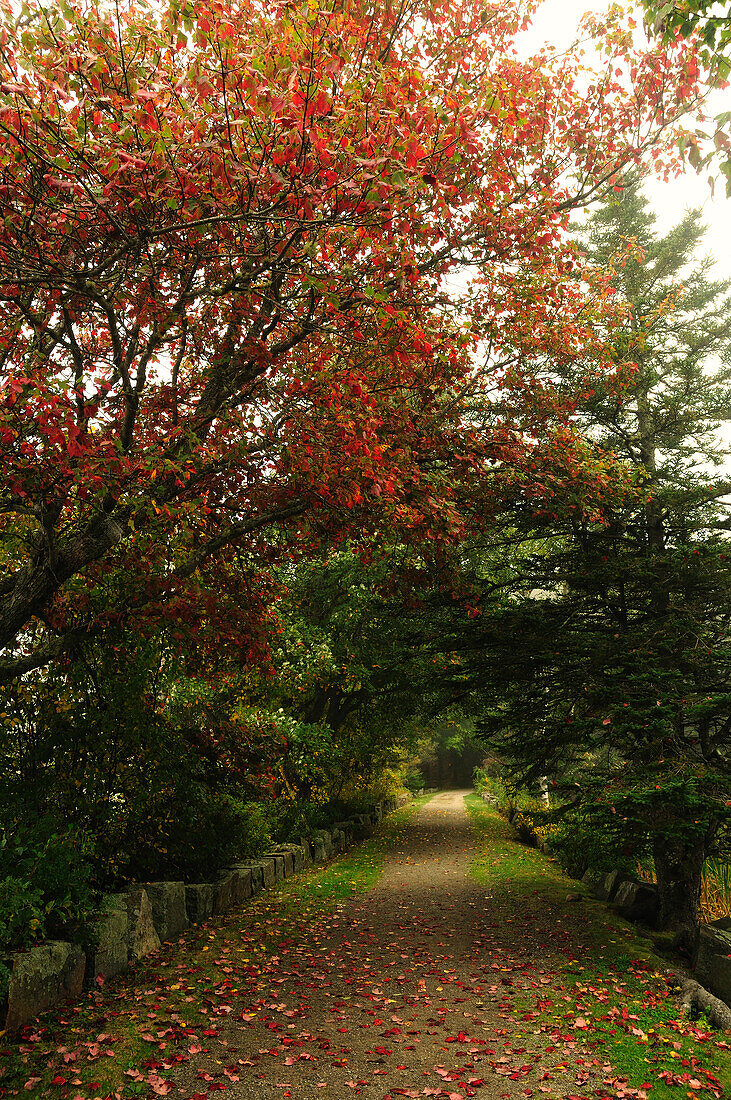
0,0,703,679
0,0,728,966
643,0,731,75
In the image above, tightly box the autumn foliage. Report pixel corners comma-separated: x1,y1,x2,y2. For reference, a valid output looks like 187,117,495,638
0,0,703,678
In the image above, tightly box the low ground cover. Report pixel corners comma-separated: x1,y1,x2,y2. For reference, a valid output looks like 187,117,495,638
0,799,430,1099
466,795,731,1099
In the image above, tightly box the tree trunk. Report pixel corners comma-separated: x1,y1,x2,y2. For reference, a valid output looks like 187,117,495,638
652,832,705,956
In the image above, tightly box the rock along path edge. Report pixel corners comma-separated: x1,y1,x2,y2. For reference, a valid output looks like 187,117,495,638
166,791,723,1100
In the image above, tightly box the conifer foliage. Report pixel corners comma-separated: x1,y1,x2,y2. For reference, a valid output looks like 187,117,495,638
467,182,731,945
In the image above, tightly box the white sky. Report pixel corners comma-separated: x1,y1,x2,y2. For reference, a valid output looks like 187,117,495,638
518,0,731,279
518,0,731,471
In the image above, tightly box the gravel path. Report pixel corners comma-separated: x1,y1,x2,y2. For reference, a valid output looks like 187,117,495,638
171,791,610,1099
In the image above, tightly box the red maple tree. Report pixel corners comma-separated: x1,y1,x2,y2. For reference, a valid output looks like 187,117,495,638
0,0,702,676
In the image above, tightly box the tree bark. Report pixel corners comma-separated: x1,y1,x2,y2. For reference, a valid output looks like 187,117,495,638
0,515,125,650
652,832,705,955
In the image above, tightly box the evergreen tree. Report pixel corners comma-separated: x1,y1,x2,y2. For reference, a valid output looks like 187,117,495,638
464,181,731,949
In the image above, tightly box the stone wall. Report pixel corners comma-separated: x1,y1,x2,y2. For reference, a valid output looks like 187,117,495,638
2,793,411,1033
479,790,731,1015
688,917,731,1010
582,872,731,1012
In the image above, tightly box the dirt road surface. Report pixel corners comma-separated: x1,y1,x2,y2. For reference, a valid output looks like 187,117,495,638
172,791,611,1099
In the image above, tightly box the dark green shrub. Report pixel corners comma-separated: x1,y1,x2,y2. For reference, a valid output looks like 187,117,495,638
473,768,515,819
402,768,425,794
265,789,400,843
548,805,640,879
0,876,44,951
267,798,331,842
125,791,272,881
267,795,377,842
0,818,97,954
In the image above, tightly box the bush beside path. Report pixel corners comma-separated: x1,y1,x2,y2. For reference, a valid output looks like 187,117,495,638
0,792,728,1100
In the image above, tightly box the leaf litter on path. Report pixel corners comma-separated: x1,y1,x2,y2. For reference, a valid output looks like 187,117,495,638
1,793,728,1100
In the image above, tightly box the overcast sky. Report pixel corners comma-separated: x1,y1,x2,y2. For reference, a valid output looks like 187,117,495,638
518,0,731,279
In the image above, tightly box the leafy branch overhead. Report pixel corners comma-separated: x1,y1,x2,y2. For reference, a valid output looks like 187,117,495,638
641,0,731,189
0,0,703,674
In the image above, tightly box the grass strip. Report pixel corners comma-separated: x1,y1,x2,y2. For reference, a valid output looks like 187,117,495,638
0,795,431,1099
465,793,731,1099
